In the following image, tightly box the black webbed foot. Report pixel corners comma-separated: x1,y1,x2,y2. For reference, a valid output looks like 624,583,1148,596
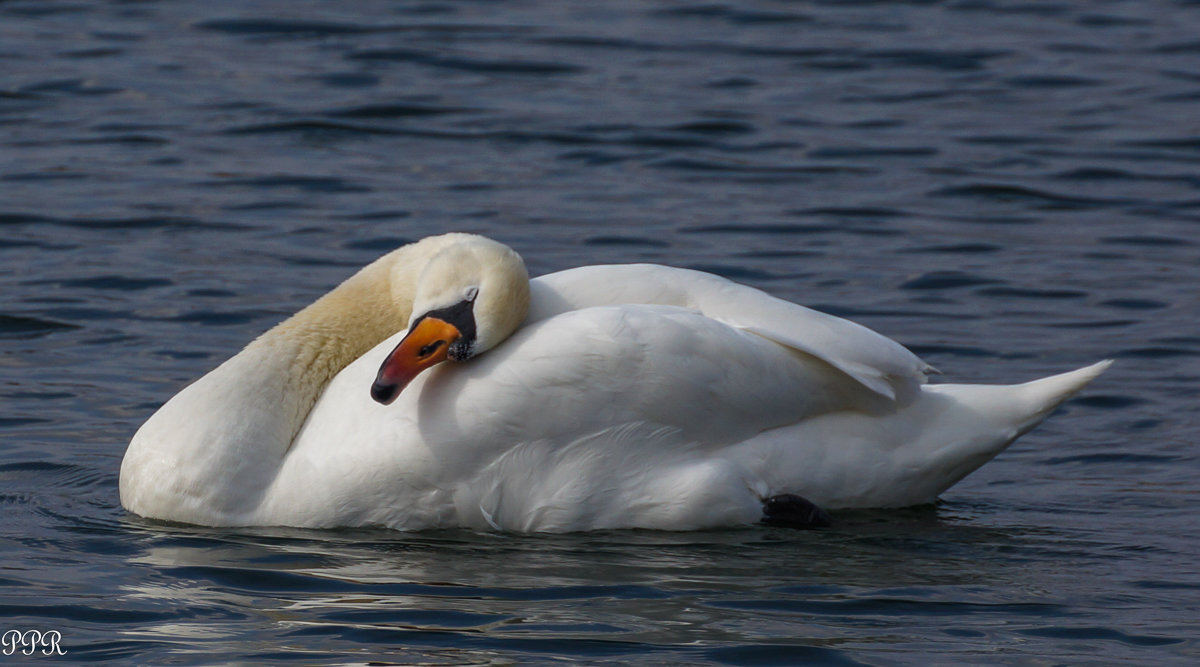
761,494,831,529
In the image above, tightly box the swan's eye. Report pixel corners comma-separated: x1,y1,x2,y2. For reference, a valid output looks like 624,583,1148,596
418,340,446,358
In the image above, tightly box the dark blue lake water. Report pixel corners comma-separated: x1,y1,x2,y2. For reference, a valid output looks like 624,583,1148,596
2,0,1198,663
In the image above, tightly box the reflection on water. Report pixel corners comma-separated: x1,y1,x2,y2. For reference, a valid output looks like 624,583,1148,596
2,0,1198,663
101,506,1189,663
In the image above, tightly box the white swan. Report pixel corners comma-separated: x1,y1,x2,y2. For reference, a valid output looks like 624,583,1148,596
119,233,1109,532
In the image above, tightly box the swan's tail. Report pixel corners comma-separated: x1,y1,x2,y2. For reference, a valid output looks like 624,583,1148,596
752,360,1113,509
926,359,1114,455
986,359,1114,436
900,359,1114,503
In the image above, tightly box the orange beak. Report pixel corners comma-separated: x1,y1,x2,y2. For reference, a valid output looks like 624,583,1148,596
371,317,461,404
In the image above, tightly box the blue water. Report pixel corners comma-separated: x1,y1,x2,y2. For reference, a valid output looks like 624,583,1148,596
2,0,1198,663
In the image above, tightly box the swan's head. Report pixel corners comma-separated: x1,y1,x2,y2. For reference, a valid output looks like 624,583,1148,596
371,235,530,404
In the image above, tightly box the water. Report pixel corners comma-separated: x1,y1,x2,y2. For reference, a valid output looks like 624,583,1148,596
2,0,1198,663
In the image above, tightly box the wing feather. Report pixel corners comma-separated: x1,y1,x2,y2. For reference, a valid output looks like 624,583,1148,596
531,264,929,403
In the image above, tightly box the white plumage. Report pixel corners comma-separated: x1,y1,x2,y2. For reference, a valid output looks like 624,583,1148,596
119,234,1109,532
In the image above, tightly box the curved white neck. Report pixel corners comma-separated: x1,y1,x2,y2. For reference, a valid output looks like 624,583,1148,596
119,237,460,524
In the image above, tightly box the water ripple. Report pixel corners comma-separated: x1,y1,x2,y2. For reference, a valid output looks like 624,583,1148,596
3,0,1199,664
194,18,378,36
326,102,480,119
931,183,1133,209
1017,626,1183,647
0,314,80,337
348,48,584,75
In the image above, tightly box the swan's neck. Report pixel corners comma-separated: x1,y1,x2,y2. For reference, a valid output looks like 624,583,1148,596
121,233,521,525
255,233,495,422
256,256,415,418
119,242,431,524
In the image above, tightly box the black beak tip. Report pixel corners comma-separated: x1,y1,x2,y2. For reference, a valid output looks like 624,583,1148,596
370,380,400,405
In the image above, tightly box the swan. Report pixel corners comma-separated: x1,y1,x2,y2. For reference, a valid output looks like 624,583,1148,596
119,233,1109,532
